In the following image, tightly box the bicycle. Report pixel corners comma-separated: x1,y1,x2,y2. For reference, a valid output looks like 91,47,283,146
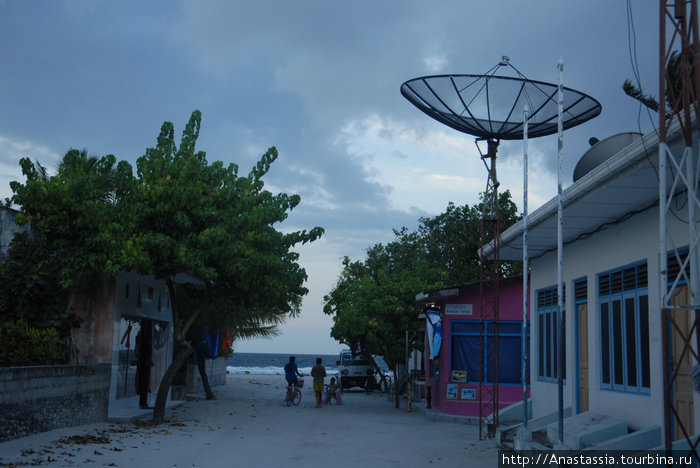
285,378,304,406
366,371,392,394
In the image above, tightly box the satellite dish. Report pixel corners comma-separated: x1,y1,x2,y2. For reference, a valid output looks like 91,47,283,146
573,132,642,182
400,59,602,440
400,63,601,141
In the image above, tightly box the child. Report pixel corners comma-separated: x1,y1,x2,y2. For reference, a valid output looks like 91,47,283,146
324,377,342,404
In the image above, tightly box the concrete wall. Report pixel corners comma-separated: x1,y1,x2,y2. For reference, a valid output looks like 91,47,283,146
185,357,227,395
529,206,691,431
110,271,174,403
0,364,110,441
70,274,117,365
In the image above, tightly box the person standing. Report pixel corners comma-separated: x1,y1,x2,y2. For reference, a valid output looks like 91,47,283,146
310,357,326,408
135,320,153,409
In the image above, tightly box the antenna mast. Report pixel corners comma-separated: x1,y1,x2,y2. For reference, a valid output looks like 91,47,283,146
401,59,600,440
658,0,700,458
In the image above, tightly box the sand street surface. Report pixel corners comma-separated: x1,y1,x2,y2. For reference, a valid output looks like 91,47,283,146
0,374,498,467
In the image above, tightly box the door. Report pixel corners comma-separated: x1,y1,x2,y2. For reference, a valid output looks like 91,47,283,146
577,303,589,413
670,286,694,441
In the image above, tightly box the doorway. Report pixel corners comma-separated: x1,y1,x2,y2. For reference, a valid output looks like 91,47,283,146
670,286,694,441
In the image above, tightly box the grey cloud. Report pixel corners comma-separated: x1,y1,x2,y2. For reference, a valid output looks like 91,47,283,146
0,0,661,269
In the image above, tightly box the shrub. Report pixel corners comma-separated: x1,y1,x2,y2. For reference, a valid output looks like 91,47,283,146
0,320,69,366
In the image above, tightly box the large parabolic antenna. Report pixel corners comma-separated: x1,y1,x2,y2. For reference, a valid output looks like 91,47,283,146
402,58,601,441
400,61,601,140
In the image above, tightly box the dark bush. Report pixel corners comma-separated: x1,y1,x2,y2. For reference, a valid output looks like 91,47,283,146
0,320,69,366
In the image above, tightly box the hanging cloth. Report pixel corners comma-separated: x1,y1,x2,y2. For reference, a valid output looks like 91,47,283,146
220,329,233,353
426,308,442,359
207,332,220,360
194,328,209,365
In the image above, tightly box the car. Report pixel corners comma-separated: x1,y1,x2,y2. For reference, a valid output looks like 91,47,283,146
336,350,374,390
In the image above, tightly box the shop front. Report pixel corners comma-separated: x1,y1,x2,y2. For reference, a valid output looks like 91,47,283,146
416,277,528,419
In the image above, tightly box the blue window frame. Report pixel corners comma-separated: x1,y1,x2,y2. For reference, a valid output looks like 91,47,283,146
537,285,566,382
598,262,650,393
450,320,528,385
574,277,587,413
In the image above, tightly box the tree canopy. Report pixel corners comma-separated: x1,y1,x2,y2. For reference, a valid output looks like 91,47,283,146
0,150,133,340
418,190,521,285
126,110,323,422
2,111,323,424
323,191,521,407
323,228,443,407
7,150,133,289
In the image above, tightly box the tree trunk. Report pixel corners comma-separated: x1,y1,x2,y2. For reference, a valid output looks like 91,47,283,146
152,342,192,425
197,358,216,400
151,278,203,425
367,355,390,392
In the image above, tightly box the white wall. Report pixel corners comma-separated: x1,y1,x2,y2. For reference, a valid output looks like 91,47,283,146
529,205,694,431
109,271,174,404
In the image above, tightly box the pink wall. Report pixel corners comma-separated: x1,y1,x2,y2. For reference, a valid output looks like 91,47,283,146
422,278,529,418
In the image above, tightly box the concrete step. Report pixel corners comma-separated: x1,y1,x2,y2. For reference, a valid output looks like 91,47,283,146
586,426,661,451
547,411,627,450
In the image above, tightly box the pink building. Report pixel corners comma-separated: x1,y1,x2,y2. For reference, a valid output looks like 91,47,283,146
415,277,529,419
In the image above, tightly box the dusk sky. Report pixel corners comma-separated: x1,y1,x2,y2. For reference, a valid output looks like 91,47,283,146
0,1,660,354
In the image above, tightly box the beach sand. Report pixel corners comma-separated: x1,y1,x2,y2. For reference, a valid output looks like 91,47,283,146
0,374,499,467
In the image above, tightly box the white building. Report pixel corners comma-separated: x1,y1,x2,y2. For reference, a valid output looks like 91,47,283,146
490,122,698,448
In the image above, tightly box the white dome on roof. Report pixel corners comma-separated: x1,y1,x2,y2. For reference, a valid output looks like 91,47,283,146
573,132,642,182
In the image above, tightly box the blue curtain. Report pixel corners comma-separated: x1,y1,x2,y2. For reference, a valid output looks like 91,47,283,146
498,336,522,384
451,335,480,382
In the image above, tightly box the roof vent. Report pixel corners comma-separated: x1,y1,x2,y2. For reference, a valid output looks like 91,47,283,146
573,132,642,182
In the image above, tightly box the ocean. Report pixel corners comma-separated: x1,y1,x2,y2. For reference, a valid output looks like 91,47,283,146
226,352,340,376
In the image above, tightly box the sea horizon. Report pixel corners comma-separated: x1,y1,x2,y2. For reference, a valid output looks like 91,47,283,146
226,351,341,376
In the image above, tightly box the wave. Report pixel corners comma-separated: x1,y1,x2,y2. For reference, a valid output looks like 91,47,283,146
226,365,340,376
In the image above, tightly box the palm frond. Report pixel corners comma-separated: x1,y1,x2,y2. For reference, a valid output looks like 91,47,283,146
34,159,49,182
232,324,280,340
622,79,659,112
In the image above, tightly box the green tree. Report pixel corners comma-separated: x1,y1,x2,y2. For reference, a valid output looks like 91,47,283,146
1,149,133,355
418,190,521,285
179,283,290,400
0,231,71,331
324,229,442,408
129,111,323,423
324,191,521,408
7,149,132,289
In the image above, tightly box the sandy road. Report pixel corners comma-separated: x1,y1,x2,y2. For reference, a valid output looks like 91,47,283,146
0,374,498,467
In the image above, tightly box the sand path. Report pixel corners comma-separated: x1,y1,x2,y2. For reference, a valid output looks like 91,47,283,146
0,374,499,467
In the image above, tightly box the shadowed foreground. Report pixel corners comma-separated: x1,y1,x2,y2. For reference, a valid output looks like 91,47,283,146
0,374,498,467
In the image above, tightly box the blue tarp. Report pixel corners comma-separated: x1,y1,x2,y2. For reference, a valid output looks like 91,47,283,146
195,328,220,363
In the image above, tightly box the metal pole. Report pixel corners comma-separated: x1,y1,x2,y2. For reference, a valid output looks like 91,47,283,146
689,151,698,307
556,58,565,445
522,106,529,429
662,307,672,452
658,3,670,450
658,0,668,306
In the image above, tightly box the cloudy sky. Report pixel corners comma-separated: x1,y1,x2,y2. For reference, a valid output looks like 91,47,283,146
1,1,660,354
